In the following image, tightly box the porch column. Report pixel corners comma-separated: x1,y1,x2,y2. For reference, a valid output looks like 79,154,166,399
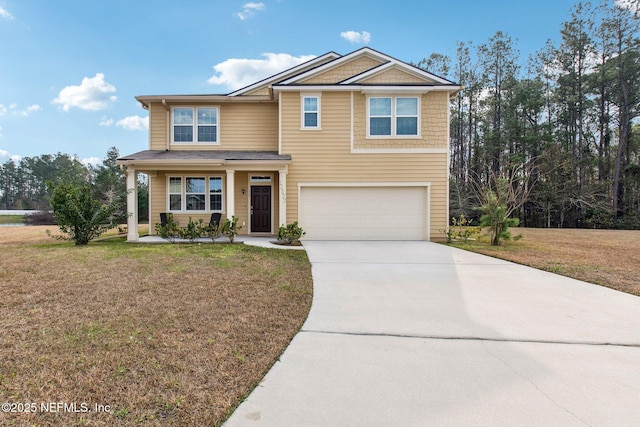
278,169,287,226
126,166,139,242
226,170,235,220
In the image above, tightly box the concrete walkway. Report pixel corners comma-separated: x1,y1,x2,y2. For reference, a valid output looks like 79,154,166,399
136,235,304,250
224,241,640,426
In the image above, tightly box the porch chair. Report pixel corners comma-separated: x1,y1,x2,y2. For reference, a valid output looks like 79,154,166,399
160,212,169,227
209,213,222,228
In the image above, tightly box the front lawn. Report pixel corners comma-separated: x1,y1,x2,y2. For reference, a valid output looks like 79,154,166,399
0,226,312,426
448,227,640,297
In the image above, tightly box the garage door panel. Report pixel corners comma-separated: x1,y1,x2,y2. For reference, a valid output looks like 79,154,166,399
299,186,427,241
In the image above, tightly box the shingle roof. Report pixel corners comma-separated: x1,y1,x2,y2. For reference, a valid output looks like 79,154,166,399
117,150,291,163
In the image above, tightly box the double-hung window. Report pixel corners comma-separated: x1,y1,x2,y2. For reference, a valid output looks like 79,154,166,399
168,176,224,212
367,96,419,137
185,177,206,211
169,177,182,210
301,94,320,129
172,107,219,143
209,177,222,211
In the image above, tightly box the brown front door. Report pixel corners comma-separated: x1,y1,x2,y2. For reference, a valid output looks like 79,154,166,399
251,186,271,233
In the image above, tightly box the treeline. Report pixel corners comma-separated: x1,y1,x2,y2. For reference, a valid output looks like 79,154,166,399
0,147,148,222
419,1,639,229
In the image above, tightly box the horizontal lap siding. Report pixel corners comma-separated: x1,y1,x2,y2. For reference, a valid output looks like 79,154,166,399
149,103,167,150
218,103,278,151
148,102,278,152
280,91,449,240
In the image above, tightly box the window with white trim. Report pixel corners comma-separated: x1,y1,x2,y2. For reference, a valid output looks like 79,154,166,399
168,175,224,212
172,107,219,144
169,177,182,210
367,96,419,137
186,177,206,211
301,94,320,129
209,177,222,211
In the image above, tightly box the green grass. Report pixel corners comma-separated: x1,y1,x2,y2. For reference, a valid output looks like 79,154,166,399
0,214,24,224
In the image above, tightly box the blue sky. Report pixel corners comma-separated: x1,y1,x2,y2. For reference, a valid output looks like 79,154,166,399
0,0,589,164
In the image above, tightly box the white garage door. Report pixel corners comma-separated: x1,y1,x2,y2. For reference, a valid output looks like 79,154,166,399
299,186,428,240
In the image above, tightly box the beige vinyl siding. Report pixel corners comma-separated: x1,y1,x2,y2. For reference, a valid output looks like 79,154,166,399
359,67,436,85
149,102,278,152
353,91,449,150
149,102,168,150
280,91,449,240
301,56,384,84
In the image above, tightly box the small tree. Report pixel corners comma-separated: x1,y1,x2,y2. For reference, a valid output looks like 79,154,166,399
49,182,128,245
479,189,520,246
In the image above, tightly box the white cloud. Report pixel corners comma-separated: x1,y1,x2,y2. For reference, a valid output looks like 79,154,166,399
237,2,265,20
52,73,117,112
15,104,41,117
0,104,41,117
340,30,371,44
207,52,316,90
0,148,21,162
116,115,149,131
82,157,102,166
99,116,114,126
0,6,14,20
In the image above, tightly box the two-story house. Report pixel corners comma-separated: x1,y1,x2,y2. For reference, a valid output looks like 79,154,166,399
117,47,460,242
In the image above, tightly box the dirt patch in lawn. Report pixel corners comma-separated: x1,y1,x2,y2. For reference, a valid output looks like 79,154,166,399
0,227,312,426
450,228,640,297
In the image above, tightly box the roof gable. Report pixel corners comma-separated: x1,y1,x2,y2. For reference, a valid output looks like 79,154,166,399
277,47,455,86
298,54,385,84
229,52,340,97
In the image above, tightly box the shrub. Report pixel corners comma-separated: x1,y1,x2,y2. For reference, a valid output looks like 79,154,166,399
154,213,180,242
445,215,480,243
277,222,306,245
203,219,223,243
48,182,128,246
221,216,242,243
178,217,205,242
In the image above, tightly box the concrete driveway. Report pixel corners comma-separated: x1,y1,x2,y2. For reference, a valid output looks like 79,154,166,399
225,241,640,426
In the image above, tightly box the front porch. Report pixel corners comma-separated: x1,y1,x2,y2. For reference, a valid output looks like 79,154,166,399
117,150,291,242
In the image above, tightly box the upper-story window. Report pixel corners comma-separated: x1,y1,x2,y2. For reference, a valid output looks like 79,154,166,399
367,96,419,137
172,107,219,144
301,94,321,129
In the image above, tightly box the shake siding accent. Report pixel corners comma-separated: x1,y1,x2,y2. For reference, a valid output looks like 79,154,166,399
353,92,449,150
300,56,384,84
359,67,434,85
280,91,449,240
